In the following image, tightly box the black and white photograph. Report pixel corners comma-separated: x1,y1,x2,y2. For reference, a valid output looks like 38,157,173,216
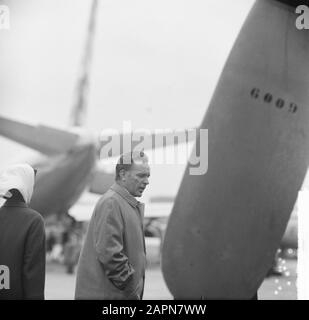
0,0,309,304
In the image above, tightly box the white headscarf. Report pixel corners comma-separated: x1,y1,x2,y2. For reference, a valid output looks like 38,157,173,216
0,163,35,204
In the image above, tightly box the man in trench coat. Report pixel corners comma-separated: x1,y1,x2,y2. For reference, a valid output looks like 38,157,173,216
75,151,150,299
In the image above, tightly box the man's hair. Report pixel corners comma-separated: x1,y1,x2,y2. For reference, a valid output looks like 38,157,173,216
115,150,148,180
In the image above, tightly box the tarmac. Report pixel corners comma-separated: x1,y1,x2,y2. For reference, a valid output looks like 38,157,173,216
45,241,297,300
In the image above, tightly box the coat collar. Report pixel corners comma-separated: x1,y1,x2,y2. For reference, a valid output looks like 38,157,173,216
110,182,140,207
110,183,145,224
2,200,28,208
111,182,145,208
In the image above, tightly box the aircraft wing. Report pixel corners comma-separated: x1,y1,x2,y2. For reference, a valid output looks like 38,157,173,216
0,115,79,155
88,166,115,194
69,190,173,221
91,128,195,193
144,201,173,218
68,190,100,221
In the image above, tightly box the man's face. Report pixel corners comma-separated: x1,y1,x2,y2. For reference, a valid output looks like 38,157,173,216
123,162,150,197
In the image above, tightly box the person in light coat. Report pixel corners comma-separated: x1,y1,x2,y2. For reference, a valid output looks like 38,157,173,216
75,151,150,300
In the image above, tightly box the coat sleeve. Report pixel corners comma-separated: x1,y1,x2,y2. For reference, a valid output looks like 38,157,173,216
22,215,46,300
94,198,135,290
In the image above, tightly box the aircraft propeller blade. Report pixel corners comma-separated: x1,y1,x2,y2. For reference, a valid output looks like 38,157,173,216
162,0,309,299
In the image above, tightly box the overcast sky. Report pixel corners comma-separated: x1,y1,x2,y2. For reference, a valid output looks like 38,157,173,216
0,0,255,197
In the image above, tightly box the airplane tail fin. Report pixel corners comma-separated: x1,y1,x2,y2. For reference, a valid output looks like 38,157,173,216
70,0,99,127
0,116,79,155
